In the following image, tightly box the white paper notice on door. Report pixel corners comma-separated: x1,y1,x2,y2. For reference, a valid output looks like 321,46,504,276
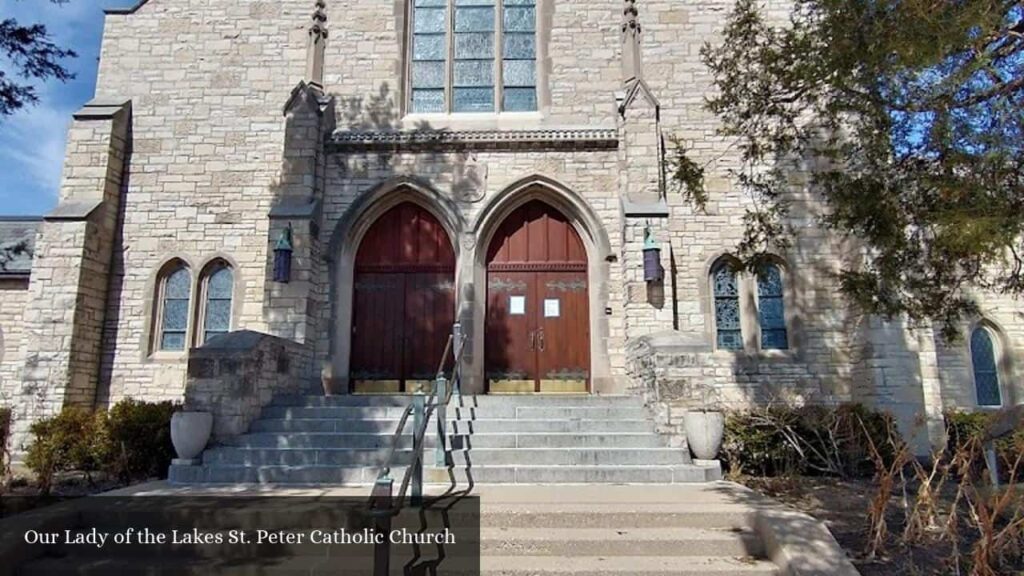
544,298,561,318
509,295,526,316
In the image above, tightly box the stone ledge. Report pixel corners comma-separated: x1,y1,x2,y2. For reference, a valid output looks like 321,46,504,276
328,128,619,153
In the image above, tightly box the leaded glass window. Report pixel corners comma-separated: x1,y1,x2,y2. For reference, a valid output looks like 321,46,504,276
410,0,537,113
970,327,1003,407
757,264,788,350
202,265,233,344
713,264,742,350
159,265,191,351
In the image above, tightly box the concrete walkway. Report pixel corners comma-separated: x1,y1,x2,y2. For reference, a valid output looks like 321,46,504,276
98,480,860,575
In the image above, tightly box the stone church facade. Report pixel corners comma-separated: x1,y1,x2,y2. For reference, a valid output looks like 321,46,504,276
0,0,1020,455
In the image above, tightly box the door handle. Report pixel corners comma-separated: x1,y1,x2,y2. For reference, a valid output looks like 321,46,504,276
538,330,545,352
528,330,535,350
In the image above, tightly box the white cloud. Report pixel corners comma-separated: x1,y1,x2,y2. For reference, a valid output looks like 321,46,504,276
0,104,72,198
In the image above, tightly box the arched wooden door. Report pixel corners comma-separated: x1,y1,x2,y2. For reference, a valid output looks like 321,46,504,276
485,200,590,394
350,202,456,394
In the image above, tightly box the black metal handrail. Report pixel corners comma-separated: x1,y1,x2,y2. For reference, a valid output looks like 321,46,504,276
368,323,466,575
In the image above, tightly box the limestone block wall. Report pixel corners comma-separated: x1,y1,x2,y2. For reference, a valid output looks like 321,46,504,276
0,280,30,401
92,0,313,404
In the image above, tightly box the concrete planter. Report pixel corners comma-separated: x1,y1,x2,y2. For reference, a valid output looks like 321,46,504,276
685,410,724,460
171,411,213,462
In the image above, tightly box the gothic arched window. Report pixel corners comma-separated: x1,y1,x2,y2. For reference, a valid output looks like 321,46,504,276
199,262,234,344
156,263,191,351
410,0,537,113
712,261,742,351
757,263,788,350
970,326,1003,407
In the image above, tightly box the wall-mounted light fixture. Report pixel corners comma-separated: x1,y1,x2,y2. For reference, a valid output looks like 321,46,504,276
273,224,294,283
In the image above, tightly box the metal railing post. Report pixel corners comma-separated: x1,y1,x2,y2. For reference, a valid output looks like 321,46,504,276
412,394,425,507
435,375,448,467
370,477,394,576
452,322,463,398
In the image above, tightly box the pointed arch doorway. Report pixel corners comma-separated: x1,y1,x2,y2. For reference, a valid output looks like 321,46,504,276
350,202,456,394
485,200,590,394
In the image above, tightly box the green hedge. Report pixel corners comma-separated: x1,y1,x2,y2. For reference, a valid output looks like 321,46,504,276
721,404,896,479
24,400,180,493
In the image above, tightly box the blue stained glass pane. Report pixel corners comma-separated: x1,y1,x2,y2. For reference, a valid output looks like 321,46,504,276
412,89,445,113
759,297,785,329
715,299,740,331
416,0,447,6
205,299,231,332
455,7,495,32
412,61,446,88
713,267,738,297
414,7,446,33
502,59,535,86
161,332,186,351
757,264,784,297
503,0,534,5
503,6,535,31
414,34,446,60
455,33,494,59
971,328,1002,406
503,33,535,59
163,299,188,331
166,268,191,299
454,60,494,86
453,87,494,112
717,330,742,351
503,87,536,111
208,268,233,299
456,0,494,4
762,329,789,351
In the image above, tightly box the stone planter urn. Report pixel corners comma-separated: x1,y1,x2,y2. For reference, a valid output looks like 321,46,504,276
170,411,213,464
321,363,340,396
685,410,725,460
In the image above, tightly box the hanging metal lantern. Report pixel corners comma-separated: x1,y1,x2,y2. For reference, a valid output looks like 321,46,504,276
642,226,663,282
273,224,293,283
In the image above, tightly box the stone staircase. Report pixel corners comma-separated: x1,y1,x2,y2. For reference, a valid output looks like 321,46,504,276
169,394,721,485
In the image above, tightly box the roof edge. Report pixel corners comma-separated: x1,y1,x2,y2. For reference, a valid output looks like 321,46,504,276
105,0,150,15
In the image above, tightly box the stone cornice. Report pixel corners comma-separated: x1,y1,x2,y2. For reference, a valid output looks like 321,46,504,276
328,128,619,153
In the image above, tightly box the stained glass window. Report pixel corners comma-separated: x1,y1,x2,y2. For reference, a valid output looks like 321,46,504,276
970,327,1002,407
160,265,191,351
410,0,537,113
202,265,233,343
412,0,447,113
713,263,742,350
502,0,536,111
757,264,788,350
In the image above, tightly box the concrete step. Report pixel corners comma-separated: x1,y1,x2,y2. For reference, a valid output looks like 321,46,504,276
424,464,720,484
225,432,665,450
479,527,763,557
170,461,721,486
250,418,656,434
271,394,645,408
477,556,776,575
17,556,776,576
449,448,689,466
202,447,688,467
450,433,664,449
259,405,650,421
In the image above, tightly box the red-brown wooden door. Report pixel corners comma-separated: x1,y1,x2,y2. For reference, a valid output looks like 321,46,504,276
350,203,455,393
485,201,590,393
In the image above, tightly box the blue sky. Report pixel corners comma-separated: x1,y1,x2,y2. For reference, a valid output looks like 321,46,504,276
0,0,136,216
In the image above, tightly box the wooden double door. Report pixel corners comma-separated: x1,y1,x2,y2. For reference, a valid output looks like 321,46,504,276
350,203,455,394
485,201,591,393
